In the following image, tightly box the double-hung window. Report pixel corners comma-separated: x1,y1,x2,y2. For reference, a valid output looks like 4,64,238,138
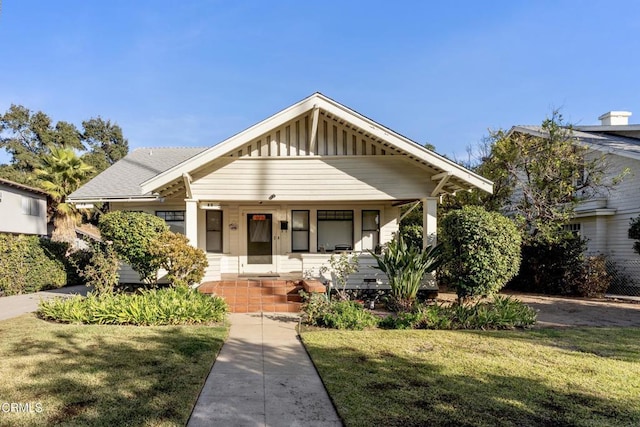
206,210,223,253
361,210,380,251
291,210,309,252
21,197,40,216
317,210,353,252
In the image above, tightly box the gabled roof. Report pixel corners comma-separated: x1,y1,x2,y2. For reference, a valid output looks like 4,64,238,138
140,93,493,195
509,125,640,161
0,178,48,197
68,147,206,202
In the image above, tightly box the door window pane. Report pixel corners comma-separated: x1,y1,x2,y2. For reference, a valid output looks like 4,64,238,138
247,213,272,264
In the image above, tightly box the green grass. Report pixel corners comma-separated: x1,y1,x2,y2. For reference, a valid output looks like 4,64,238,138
0,314,227,426
301,327,640,427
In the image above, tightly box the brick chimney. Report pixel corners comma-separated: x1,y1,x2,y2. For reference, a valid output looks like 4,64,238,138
598,111,632,126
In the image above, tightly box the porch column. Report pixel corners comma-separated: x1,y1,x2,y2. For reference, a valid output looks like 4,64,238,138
185,199,198,248
422,197,438,249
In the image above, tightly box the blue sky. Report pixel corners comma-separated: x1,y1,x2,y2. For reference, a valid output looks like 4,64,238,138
1,1,639,163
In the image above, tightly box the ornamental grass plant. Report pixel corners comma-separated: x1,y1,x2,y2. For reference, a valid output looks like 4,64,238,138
38,287,227,325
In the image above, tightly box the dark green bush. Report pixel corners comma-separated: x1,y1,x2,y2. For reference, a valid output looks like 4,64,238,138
149,231,208,288
37,287,227,325
400,223,423,251
300,291,332,327
509,235,586,295
380,296,536,330
320,301,379,330
301,292,379,330
0,234,67,295
98,211,169,284
439,206,521,301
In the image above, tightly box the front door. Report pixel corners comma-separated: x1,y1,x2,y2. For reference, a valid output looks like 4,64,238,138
243,213,275,273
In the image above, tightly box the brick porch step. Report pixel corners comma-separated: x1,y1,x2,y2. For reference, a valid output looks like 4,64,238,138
198,280,304,313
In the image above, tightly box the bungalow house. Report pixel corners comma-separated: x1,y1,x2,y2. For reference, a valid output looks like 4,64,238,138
0,178,48,236
510,111,640,295
68,93,492,293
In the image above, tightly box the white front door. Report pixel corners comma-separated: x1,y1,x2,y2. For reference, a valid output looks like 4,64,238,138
240,211,277,274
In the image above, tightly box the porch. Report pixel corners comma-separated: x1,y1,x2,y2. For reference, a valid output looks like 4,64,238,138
198,276,326,313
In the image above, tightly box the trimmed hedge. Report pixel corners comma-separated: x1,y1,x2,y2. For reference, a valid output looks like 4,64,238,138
0,234,67,295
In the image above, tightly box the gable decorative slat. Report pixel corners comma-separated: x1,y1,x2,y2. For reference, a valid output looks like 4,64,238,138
232,111,403,160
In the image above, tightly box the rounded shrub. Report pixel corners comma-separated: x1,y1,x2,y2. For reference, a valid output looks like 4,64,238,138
149,231,208,288
98,211,169,283
439,206,521,301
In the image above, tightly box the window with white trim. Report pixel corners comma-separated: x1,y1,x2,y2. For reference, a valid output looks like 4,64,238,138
361,210,380,251
156,210,185,234
206,210,223,253
21,197,40,216
317,210,353,252
562,223,581,237
291,210,309,252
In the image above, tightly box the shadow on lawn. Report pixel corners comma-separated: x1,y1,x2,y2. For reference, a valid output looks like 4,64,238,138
303,336,640,427
464,327,640,363
11,322,224,426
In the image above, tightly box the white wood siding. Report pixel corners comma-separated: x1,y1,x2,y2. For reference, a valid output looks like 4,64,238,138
299,253,434,289
595,154,639,212
573,153,640,283
0,185,47,235
191,157,435,201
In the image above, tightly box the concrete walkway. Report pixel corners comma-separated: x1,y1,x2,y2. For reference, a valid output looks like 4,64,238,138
188,313,343,427
0,285,89,321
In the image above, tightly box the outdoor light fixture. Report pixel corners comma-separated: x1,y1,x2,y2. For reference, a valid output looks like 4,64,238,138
268,194,276,200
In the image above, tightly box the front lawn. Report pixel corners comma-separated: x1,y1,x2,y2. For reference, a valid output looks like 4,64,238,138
301,327,640,426
0,314,227,426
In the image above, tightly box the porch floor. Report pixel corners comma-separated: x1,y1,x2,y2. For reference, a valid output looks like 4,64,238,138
198,280,304,313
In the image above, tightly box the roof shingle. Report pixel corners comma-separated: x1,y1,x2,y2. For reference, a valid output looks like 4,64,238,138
68,147,206,200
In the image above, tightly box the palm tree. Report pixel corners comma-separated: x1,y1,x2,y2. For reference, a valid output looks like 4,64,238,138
36,147,93,243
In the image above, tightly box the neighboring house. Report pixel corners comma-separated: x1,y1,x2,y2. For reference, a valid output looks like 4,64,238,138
510,111,640,294
0,178,48,236
68,93,492,286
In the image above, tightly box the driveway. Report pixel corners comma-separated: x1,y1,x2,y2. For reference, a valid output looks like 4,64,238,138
0,285,89,321
508,292,640,327
440,291,640,327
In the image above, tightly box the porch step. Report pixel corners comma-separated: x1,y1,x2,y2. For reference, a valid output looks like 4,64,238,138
198,280,303,313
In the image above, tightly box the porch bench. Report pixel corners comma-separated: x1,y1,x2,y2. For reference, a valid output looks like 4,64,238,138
302,279,326,294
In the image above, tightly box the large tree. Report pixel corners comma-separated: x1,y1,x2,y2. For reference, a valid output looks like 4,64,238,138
485,111,625,242
81,117,128,174
0,105,128,185
0,105,84,185
35,147,94,243
440,111,626,242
